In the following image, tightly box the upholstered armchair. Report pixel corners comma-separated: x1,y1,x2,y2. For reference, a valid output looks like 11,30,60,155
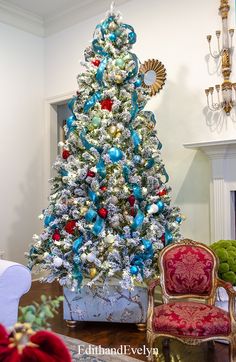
147,239,236,362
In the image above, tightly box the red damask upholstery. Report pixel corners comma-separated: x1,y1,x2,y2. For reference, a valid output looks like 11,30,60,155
163,245,214,296
153,302,231,337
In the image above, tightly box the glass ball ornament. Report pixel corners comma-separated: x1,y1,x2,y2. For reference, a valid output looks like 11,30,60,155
90,267,97,278
53,256,63,267
156,200,165,212
108,125,117,135
115,74,123,84
109,33,117,42
176,216,182,223
134,79,142,88
128,31,137,44
108,147,123,162
92,116,101,127
115,58,125,69
80,253,87,262
130,265,139,275
108,21,117,31
87,253,96,262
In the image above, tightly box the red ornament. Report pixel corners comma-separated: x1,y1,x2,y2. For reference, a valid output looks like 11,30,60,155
92,59,100,67
128,195,135,207
100,98,113,111
158,189,167,196
87,170,95,177
0,324,71,362
52,232,61,241
130,207,136,217
100,186,107,191
98,208,108,219
65,220,76,234
161,234,165,242
62,149,70,160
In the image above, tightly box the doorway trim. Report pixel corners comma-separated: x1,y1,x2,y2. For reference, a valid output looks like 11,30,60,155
43,91,74,206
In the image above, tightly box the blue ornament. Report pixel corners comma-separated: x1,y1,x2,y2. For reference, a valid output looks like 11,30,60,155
108,147,123,162
109,33,117,42
156,200,165,212
176,216,182,224
128,31,137,44
165,230,173,245
133,155,141,164
72,236,83,254
44,215,55,227
142,239,152,250
130,265,139,275
60,169,68,177
134,79,142,88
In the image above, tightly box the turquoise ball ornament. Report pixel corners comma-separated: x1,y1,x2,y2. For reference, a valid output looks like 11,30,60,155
176,216,182,224
92,116,101,127
108,147,123,162
128,31,137,44
115,58,125,69
130,265,139,275
134,79,142,88
109,33,117,42
156,200,164,212
165,231,173,245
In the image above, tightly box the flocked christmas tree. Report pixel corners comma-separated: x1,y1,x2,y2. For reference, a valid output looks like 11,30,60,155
28,6,183,290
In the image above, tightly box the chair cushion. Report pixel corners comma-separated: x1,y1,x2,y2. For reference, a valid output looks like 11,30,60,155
153,302,231,337
163,245,214,296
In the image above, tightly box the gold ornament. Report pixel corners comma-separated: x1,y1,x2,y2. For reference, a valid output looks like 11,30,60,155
80,207,88,215
108,125,117,135
140,59,167,96
115,74,123,84
108,22,117,31
90,267,97,278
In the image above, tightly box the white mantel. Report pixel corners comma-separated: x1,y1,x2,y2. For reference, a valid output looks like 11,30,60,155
184,139,236,242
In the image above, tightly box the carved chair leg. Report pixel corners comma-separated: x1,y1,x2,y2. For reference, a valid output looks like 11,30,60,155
136,323,146,332
66,320,77,328
229,338,236,362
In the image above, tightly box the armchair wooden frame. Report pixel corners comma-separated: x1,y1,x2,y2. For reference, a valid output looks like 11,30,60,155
146,239,236,361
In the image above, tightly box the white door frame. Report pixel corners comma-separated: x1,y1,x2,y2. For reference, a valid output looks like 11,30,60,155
43,91,74,206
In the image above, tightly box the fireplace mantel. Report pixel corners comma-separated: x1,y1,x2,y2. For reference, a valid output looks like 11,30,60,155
184,139,236,242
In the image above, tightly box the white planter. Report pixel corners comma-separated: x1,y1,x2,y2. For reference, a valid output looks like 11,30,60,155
63,279,148,328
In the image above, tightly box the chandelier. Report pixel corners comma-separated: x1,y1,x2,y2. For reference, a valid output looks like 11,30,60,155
205,0,235,115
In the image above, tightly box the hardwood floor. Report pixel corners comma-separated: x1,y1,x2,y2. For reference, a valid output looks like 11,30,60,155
20,281,230,361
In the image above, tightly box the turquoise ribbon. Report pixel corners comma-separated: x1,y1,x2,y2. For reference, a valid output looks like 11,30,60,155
145,158,155,169
92,39,108,57
157,140,162,150
126,53,139,81
130,128,141,150
80,128,102,153
93,215,104,235
88,188,99,204
133,184,143,200
72,236,83,254
96,57,109,87
83,91,102,113
67,97,76,115
130,91,139,120
96,158,106,178
123,164,130,183
162,167,169,183
85,208,97,222
131,209,144,230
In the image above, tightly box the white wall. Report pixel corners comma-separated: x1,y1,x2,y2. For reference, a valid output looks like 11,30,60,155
0,23,44,263
45,0,236,244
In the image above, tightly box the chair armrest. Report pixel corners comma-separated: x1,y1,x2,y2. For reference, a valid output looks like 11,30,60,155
217,278,236,322
147,276,160,331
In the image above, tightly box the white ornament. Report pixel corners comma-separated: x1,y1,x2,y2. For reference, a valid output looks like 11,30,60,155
80,253,87,262
53,256,63,267
147,204,159,214
87,253,96,262
58,142,64,147
142,187,148,196
38,214,44,220
105,235,115,244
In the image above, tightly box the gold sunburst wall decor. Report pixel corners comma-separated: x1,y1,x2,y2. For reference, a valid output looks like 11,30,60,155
139,59,167,96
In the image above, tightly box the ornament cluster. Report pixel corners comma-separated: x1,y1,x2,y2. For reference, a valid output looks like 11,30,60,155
27,9,183,290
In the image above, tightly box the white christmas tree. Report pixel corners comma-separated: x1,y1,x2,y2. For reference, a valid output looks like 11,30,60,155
28,8,183,290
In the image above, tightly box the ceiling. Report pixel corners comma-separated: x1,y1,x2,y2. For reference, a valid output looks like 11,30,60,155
0,0,130,36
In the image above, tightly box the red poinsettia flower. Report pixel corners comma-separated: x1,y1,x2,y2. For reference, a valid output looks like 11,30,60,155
100,98,113,111
0,324,71,362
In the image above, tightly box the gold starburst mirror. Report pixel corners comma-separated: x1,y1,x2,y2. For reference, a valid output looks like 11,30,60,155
140,59,167,96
